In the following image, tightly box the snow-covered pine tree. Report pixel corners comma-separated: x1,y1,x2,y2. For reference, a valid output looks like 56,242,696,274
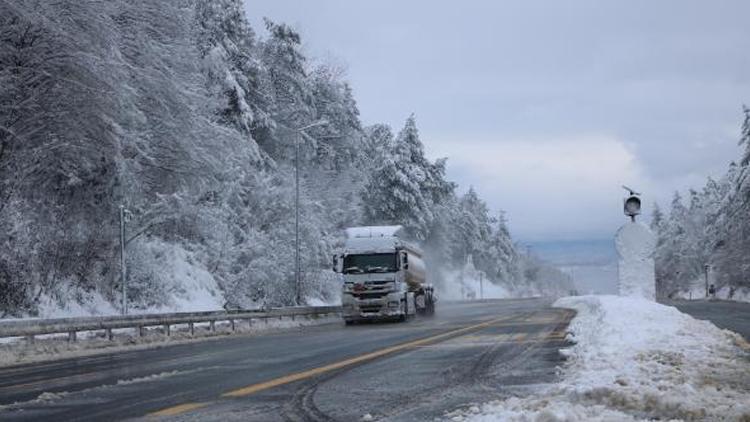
257,19,314,160
195,0,269,151
361,115,435,240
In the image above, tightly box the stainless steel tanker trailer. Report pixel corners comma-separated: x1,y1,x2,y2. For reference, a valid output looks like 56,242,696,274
332,225,436,324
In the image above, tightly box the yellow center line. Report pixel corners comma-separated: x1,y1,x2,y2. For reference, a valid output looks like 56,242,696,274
148,312,558,417
149,402,209,417
222,314,515,398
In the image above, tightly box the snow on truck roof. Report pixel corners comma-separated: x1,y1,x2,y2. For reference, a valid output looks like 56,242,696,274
344,226,422,255
345,225,405,239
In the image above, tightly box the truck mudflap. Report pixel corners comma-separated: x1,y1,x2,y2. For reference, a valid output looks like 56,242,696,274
415,286,436,316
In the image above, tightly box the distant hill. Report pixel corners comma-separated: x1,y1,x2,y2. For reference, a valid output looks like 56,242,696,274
525,239,618,294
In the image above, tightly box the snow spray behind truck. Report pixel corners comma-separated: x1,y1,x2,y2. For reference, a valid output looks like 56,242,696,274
333,226,436,324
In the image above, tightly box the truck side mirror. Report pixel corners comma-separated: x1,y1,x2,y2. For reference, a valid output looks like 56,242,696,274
332,254,343,273
400,251,409,270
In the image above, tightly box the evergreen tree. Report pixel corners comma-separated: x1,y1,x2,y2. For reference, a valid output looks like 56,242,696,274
740,105,750,166
361,116,434,240
195,0,269,145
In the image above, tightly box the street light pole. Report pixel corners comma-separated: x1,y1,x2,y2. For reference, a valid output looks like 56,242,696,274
119,204,128,315
290,120,328,306
704,264,710,298
294,131,301,305
479,272,484,300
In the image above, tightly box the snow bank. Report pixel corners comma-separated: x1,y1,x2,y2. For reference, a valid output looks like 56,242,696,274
447,295,750,421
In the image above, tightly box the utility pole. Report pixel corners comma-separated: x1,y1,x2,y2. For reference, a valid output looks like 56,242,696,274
119,205,128,315
479,272,484,300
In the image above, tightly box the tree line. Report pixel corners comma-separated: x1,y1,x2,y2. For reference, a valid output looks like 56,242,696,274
651,108,750,299
0,0,570,316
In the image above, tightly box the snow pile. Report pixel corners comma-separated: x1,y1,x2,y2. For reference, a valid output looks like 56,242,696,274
447,295,750,421
615,222,656,300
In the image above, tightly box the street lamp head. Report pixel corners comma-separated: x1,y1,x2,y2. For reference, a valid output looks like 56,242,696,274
624,196,641,217
621,186,641,220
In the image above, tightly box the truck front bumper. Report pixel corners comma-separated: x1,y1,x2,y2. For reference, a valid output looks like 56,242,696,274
342,292,404,321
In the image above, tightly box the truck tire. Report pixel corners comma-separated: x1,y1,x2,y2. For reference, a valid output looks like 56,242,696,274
398,296,408,322
426,294,435,316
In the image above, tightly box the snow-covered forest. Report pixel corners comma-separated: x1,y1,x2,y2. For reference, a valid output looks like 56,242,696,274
0,0,570,317
651,107,750,300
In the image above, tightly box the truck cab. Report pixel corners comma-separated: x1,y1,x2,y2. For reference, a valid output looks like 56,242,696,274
333,226,435,324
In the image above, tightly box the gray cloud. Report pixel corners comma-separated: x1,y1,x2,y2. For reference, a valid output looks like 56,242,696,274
245,0,750,240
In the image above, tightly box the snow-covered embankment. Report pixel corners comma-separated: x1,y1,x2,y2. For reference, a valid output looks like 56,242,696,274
448,295,750,421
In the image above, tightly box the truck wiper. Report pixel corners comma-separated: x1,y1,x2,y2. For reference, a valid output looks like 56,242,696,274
343,266,364,274
366,266,390,273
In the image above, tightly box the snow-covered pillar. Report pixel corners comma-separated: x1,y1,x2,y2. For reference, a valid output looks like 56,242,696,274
615,222,656,300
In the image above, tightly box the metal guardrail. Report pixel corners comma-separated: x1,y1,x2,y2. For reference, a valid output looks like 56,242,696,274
0,306,342,343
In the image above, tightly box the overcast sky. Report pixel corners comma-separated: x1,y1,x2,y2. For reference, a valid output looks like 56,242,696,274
245,0,750,242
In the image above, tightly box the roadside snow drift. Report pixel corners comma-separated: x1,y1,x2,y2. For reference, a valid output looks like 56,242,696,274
448,295,750,421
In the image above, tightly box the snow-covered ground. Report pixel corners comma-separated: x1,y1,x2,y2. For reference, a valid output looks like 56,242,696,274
447,295,750,421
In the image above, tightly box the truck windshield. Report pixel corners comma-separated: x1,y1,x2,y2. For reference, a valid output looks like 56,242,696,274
343,253,397,274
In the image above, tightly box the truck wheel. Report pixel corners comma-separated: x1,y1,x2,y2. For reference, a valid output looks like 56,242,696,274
426,294,435,316
344,320,355,326
399,299,407,322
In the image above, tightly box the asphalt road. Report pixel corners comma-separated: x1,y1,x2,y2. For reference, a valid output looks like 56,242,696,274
0,298,575,422
666,299,750,342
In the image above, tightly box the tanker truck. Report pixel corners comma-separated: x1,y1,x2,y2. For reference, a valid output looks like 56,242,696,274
332,226,436,324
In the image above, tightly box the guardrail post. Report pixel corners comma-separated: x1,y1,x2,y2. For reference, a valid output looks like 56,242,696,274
68,331,77,342
209,321,215,332
189,322,195,336
230,319,235,332
106,328,113,341
138,326,145,337
163,324,170,337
